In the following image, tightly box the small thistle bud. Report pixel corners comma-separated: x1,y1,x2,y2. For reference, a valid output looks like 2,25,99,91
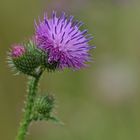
32,95,55,121
35,95,54,114
8,41,46,77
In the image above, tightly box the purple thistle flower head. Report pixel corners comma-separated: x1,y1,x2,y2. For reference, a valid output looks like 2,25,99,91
11,45,25,58
35,11,94,70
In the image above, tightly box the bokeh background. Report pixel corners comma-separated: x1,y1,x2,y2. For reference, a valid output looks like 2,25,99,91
0,0,140,140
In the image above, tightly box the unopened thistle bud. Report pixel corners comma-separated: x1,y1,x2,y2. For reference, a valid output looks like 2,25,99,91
8,41,46,77
32,95,55,121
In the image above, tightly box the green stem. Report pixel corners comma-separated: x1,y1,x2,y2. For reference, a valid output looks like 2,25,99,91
15,74,41,140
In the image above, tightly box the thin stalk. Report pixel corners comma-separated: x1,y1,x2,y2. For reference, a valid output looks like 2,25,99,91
15,74,42,140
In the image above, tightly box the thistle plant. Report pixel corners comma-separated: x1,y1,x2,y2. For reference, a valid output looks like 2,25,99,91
7,11,94,140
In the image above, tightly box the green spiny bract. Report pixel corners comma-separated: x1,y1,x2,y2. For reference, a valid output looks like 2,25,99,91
8,41,46,77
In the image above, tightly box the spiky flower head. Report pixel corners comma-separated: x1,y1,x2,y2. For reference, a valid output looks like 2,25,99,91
8,41,46,77
35,11,94,70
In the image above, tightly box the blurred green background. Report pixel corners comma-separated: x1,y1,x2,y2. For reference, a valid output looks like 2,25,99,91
0,0,140,140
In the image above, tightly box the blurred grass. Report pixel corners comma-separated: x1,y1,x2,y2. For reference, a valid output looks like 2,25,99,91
0,0,140,140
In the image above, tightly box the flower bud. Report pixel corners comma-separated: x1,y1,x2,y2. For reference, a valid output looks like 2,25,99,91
34,95,55,115
8,41,46,77
31,95,55,121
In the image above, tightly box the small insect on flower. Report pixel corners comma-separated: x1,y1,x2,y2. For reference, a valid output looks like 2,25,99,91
35,11,94,70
